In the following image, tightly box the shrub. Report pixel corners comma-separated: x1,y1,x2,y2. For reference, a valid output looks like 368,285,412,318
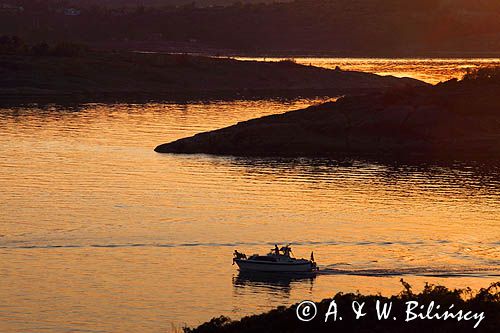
174,53,192,67
0,35,25,54
51,42,87,57
31,42,50,56
278,58,297,66
185,281,500,333
463,67,500,82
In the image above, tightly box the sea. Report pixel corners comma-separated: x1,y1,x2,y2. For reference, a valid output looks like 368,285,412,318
1,58,499,332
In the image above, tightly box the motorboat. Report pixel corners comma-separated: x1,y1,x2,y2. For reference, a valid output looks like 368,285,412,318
234,270,317,289
233,244,318,273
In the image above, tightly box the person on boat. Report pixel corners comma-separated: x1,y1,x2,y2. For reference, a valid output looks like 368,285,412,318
274,244,280,255
233,250,246,259
281,245,291,257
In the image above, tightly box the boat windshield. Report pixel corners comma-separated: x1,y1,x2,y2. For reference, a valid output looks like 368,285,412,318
253,256,278,262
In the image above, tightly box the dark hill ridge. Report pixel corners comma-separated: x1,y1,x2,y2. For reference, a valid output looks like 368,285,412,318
7,0,500,56
155,69,500,160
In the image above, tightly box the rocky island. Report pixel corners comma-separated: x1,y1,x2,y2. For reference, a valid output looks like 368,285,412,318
155,68,500,161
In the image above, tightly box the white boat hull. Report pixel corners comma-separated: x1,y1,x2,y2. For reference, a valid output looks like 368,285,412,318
235,259,315,272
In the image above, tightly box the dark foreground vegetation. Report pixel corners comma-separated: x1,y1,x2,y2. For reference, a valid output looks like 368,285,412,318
186,281,500,333
155,67,500,161
0,37,424,103
3,0,500,56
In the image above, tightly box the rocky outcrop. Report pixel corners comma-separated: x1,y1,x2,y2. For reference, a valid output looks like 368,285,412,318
155,76,500,160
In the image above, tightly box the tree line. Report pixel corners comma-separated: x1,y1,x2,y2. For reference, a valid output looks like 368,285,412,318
2,0,500,55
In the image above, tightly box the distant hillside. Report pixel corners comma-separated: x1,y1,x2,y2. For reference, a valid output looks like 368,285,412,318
19,0,291,8
3,0,500,56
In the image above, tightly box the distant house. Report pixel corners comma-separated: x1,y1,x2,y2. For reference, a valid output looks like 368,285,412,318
0,3,24,14
64,8,81,16
110,9,126,17
148,33,163,41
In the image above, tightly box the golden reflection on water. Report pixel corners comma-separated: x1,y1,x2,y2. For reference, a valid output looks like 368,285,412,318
0,97,499,332
236,57,500,84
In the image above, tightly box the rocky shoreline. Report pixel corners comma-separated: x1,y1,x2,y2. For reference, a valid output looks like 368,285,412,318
155,69,500,161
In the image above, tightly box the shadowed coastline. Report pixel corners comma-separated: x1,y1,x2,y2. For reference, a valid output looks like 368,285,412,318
155,68,500,161
185,281,500,333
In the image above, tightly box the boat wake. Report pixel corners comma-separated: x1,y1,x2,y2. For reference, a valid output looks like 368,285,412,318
2,241,498,279
318,266,500,278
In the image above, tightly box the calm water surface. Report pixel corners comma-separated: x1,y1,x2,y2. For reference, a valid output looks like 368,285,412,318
237,57,500,83
1,61,500,332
